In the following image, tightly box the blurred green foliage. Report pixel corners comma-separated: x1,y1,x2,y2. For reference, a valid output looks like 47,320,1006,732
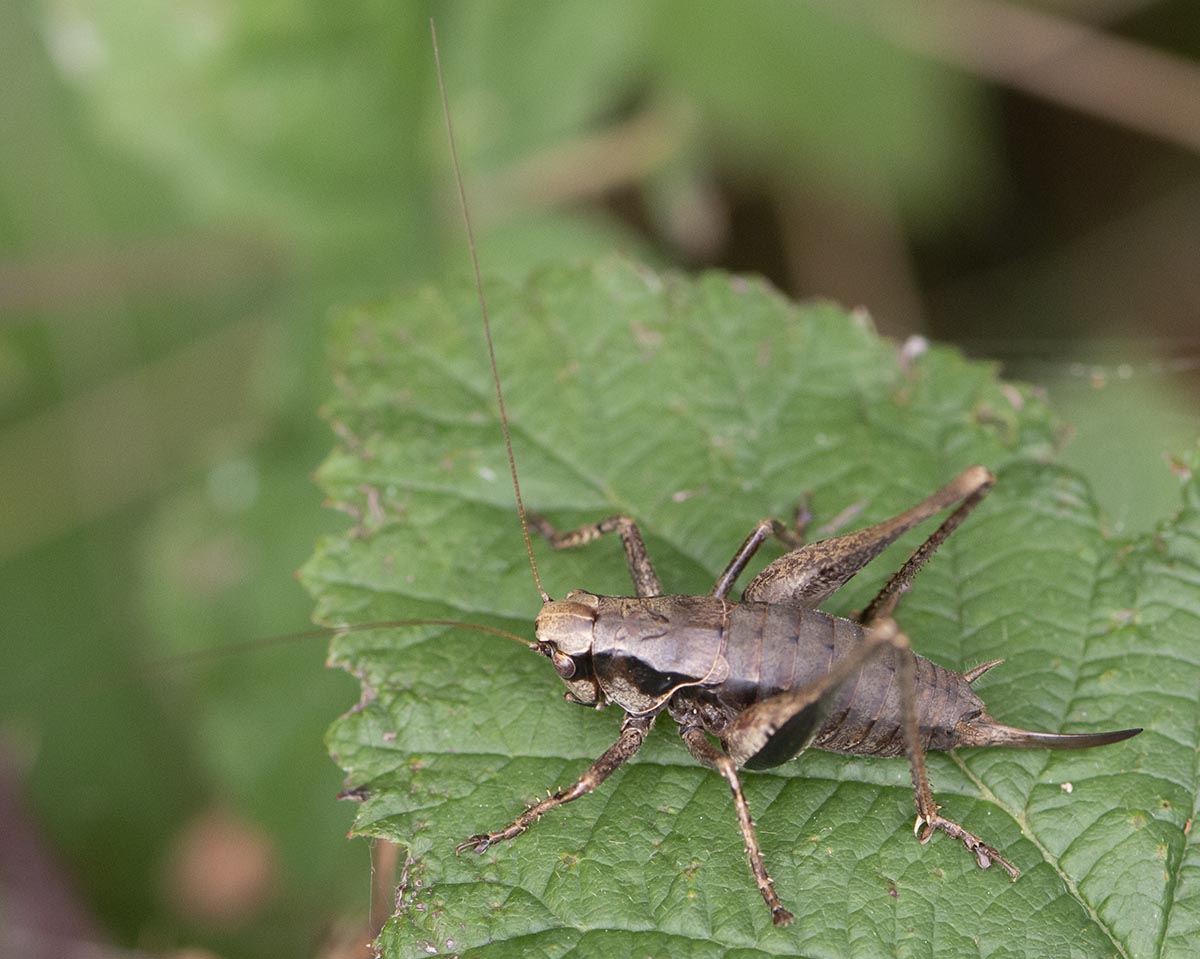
1,1,1197,957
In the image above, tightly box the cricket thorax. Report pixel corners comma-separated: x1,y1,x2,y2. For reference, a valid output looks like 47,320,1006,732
589,595,731,715
537,592,733,714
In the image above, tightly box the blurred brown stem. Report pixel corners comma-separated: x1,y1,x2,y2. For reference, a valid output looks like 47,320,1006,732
0,747,106,959
826,0,1200,155
468,102,694,223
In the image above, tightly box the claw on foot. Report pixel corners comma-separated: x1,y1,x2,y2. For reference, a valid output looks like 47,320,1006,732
913,812,1021,881
454,835,492,856
914,803,942,841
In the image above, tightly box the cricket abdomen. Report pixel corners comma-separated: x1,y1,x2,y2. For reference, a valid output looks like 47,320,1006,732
810,635,982,758
674,603,985,766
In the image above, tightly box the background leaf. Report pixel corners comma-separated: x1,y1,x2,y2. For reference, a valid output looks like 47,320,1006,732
304,259,1195,958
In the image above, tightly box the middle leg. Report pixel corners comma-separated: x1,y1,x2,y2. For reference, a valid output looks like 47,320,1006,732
679,725,794,927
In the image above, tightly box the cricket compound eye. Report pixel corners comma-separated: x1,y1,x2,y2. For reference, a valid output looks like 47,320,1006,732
550,649,576,678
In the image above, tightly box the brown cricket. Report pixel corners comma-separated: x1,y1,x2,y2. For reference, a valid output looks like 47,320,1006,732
430,22,1141,927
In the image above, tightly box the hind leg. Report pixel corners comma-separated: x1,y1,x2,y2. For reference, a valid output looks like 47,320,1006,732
742,466,994,609
858,470,994,624
872,617,1020,879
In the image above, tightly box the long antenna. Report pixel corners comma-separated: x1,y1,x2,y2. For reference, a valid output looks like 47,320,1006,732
430,19,550,605
69,619,536,700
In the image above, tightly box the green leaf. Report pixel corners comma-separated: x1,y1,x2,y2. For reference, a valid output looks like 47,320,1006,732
303,259,1196,958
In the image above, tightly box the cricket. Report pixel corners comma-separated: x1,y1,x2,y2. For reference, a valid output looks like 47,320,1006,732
427,23,1142,926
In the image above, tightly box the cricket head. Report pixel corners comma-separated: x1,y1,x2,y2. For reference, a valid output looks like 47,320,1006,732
534,589,604,706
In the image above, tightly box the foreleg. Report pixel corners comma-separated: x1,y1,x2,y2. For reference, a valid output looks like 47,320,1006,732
529,512,662,597
456,712,654,853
